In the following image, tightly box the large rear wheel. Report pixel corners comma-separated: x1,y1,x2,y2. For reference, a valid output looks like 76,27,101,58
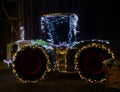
74,43,115,83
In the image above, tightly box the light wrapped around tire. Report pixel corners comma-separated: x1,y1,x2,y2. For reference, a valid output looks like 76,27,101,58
12,45,50,83
74,43,115,83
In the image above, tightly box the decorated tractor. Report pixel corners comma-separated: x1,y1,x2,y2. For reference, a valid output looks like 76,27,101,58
6,13,115,83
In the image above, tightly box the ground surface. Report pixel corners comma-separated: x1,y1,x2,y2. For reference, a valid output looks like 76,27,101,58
0,62,120,92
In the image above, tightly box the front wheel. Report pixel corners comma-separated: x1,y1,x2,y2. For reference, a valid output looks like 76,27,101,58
12,45,50,83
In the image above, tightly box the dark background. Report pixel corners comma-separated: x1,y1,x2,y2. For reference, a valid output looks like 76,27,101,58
0,0,120,60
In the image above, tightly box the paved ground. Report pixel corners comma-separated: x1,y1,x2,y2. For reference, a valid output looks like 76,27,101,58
0,62,120,92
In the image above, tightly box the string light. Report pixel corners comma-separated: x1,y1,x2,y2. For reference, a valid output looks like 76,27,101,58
74,42,115,83
41,13,79,46
12,45,51,83
55,46,68,72
6,11,115,84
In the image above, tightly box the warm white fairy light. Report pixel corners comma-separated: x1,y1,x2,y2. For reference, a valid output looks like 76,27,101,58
12,45,51,83
55,46,68,72
74,42,115,83
5,10,115,84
